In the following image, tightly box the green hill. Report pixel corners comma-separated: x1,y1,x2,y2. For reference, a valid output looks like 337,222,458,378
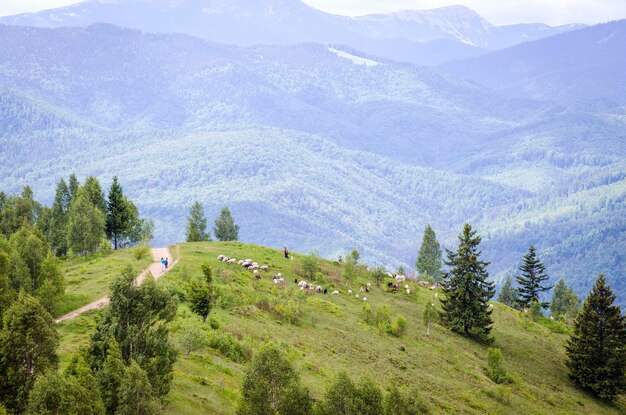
57,242,626,414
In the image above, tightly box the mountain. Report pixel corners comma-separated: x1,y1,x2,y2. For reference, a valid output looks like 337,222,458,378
0,24,624,306
440,20,626,104
0,0,584,65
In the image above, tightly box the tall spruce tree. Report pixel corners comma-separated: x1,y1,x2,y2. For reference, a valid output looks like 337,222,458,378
186,201,210,242
551,279,581,318
0,292,59,414
105,177,129,250
415,225,443,282
49,178,71,256
515,246,553,309
68,174,80,201
497,275,516,308
213,206,239,242
566,275,626,400
440,224,495,343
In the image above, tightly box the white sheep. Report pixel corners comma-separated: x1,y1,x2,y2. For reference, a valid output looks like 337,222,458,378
355,293,360,299
245,259,252,263
253,270,258,275
348,289,353,294
395,275,406,282
316,286,323,293
277,273,282,278
360,287,364,293
404,285,409,290
366,283,371,289
278,278,285,284
363,297,367,302
238,259,244,265
331,290,339,295
488,304,494,310
227,258,236,264
406,288,411,295
260,265,269,272
217,255,225,261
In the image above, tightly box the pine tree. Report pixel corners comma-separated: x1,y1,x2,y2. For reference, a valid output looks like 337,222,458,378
515,246,553,309
68,174,80,201
67,188,106,256
83,176,108,216
237,344,311,415
186,201,210,242
497,275,516,308
566,275,626,399
106,177,130,250
415,225,443,282
116,361,160,415
188,263,215,323
551,279,581,318
0,292,59,414
440,224,495,343
49,178,71,256
213,206,239,242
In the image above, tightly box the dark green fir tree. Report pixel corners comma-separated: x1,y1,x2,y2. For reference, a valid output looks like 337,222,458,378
497,275,516,308
515,246,553,309
415,225,442,282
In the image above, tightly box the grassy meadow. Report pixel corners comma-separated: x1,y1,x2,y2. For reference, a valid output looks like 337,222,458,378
57,242,626,414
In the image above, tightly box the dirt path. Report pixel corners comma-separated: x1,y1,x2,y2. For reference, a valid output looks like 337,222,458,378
55,247,177,324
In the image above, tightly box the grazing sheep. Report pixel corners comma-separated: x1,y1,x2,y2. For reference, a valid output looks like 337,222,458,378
406,288,411,295
366,283,371,289
294,278,298,284
278,278,285,284
331,290,340,295
245,259,252,263
260,265,269,272
387,282,393,288
316,286,322,293
405,285,409,290
227,258,236,265
355,293,360,299
273,279,278,284
277,273,282,278
365,287,370,293
360,287,364,293
395,275,406,282
323,288,328,294
435,293,438,298
418,281,429,287
255,274,262,280
253,270,258,275
363,297,367,302
386,272,393,278
238,260,244,265
488,304,494,310
217,255,225,261
393,284,399,291
430,285,438,290
348,289,353,294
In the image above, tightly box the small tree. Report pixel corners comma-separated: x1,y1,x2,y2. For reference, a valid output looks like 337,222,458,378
188,263,215,323
416,225,443,282
300,252,319,280
316,373,383,415
177,319,209,356
515,246,553,309
486,348,512,384
237,343,311,415
116,361,160,415
349,248,360,264
390,315,407,337
186,201,210,242
213,206,239,242
440,224,495,343
423,301,438,336
97,338,125,415
67,188,106,256
384,384,430,415
566,275,626,400
0,292,59,414
497,275,515,308
371,266,386,287
551,279,581,319
106,177,130,250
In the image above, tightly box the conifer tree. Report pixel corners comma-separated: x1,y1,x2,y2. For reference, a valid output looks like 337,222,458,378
106,177,129,250
497,275,516,308
188,263,215,323
416,225,443,282
566,275,626,400
551,279,581,318
0,292,59,414
213,206,239,242
515,246,553,309
68,174,80,201
49,178,71,256
186,201,210,242
67,188,106,256
440,224,495,343
83,176,108,216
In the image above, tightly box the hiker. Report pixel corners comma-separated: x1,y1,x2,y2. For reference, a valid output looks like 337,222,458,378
165,257,169,269
284,247,289,259
161,257,165,272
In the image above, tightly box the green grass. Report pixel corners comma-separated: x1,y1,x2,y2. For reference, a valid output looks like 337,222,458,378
57,242,626,414
58,248,153,315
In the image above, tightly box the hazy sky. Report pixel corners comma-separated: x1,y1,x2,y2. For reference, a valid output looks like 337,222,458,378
0,0,625,25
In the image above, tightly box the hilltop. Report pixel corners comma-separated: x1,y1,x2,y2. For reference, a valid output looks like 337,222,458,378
56,242,626,414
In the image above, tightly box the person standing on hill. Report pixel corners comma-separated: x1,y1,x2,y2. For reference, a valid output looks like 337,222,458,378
284,247,289,259
161,257,165,272
165,257,169,269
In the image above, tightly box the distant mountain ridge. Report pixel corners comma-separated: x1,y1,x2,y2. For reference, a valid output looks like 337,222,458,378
0,0,585,65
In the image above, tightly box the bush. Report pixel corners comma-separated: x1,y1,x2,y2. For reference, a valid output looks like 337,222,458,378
529,301,543,322
390,315,407,337
486,348,513,384
362,302,374,325
272,299,302,325
176,319,209,356
384,384,430,414
208,330,250,362
98,238,112,256
375,305,391,334
133,245,150,261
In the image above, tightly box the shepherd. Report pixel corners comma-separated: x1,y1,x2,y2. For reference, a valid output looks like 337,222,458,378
284,246,290,259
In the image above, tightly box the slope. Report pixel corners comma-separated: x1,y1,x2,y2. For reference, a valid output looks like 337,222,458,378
56,242,626,414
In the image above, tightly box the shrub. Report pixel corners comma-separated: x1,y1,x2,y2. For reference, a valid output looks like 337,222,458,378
391,315,407,337
132,245,150,260
177,319,209,356
98,237,112,256
375,305,391,334
486,348,513,384
362,302,374,325
272,299,302,325
529,301,543,322
208,330,249,362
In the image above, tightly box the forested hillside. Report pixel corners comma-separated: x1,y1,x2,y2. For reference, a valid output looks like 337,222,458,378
0,24,624,305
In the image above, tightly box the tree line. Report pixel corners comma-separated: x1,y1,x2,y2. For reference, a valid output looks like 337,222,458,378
186,201,239,242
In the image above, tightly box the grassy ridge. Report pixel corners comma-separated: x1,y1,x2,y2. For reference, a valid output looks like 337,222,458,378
57,242,626,414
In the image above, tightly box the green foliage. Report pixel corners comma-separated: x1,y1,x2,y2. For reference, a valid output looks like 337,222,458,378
68,174,79,201
98,237,113,257
486,348,513,384
423,301,438,336
416,225,443,282
132,244,150,261
186,201,210,242
566,275,626,400
497,275,516,308
349,248,360,264
213,206,239,242
316,372,383,415
528,301,543,322
88,265,178,398
236,343,310,415
0,292,59,414
207,330,249,362
97,338,125,415
300,252,319,280
64,353,106,414
342,254,358,285
370,266,386,287
66,188,106,256
0,186,40,237
441,224,495,343
384,384,430,415
390,315,407,337
177,318,209,356
188,263,215,322
515,246,553,309
116,361,160,415
551,279,580,319
105,177,137,250
82,176,108,216
48,178,71,256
